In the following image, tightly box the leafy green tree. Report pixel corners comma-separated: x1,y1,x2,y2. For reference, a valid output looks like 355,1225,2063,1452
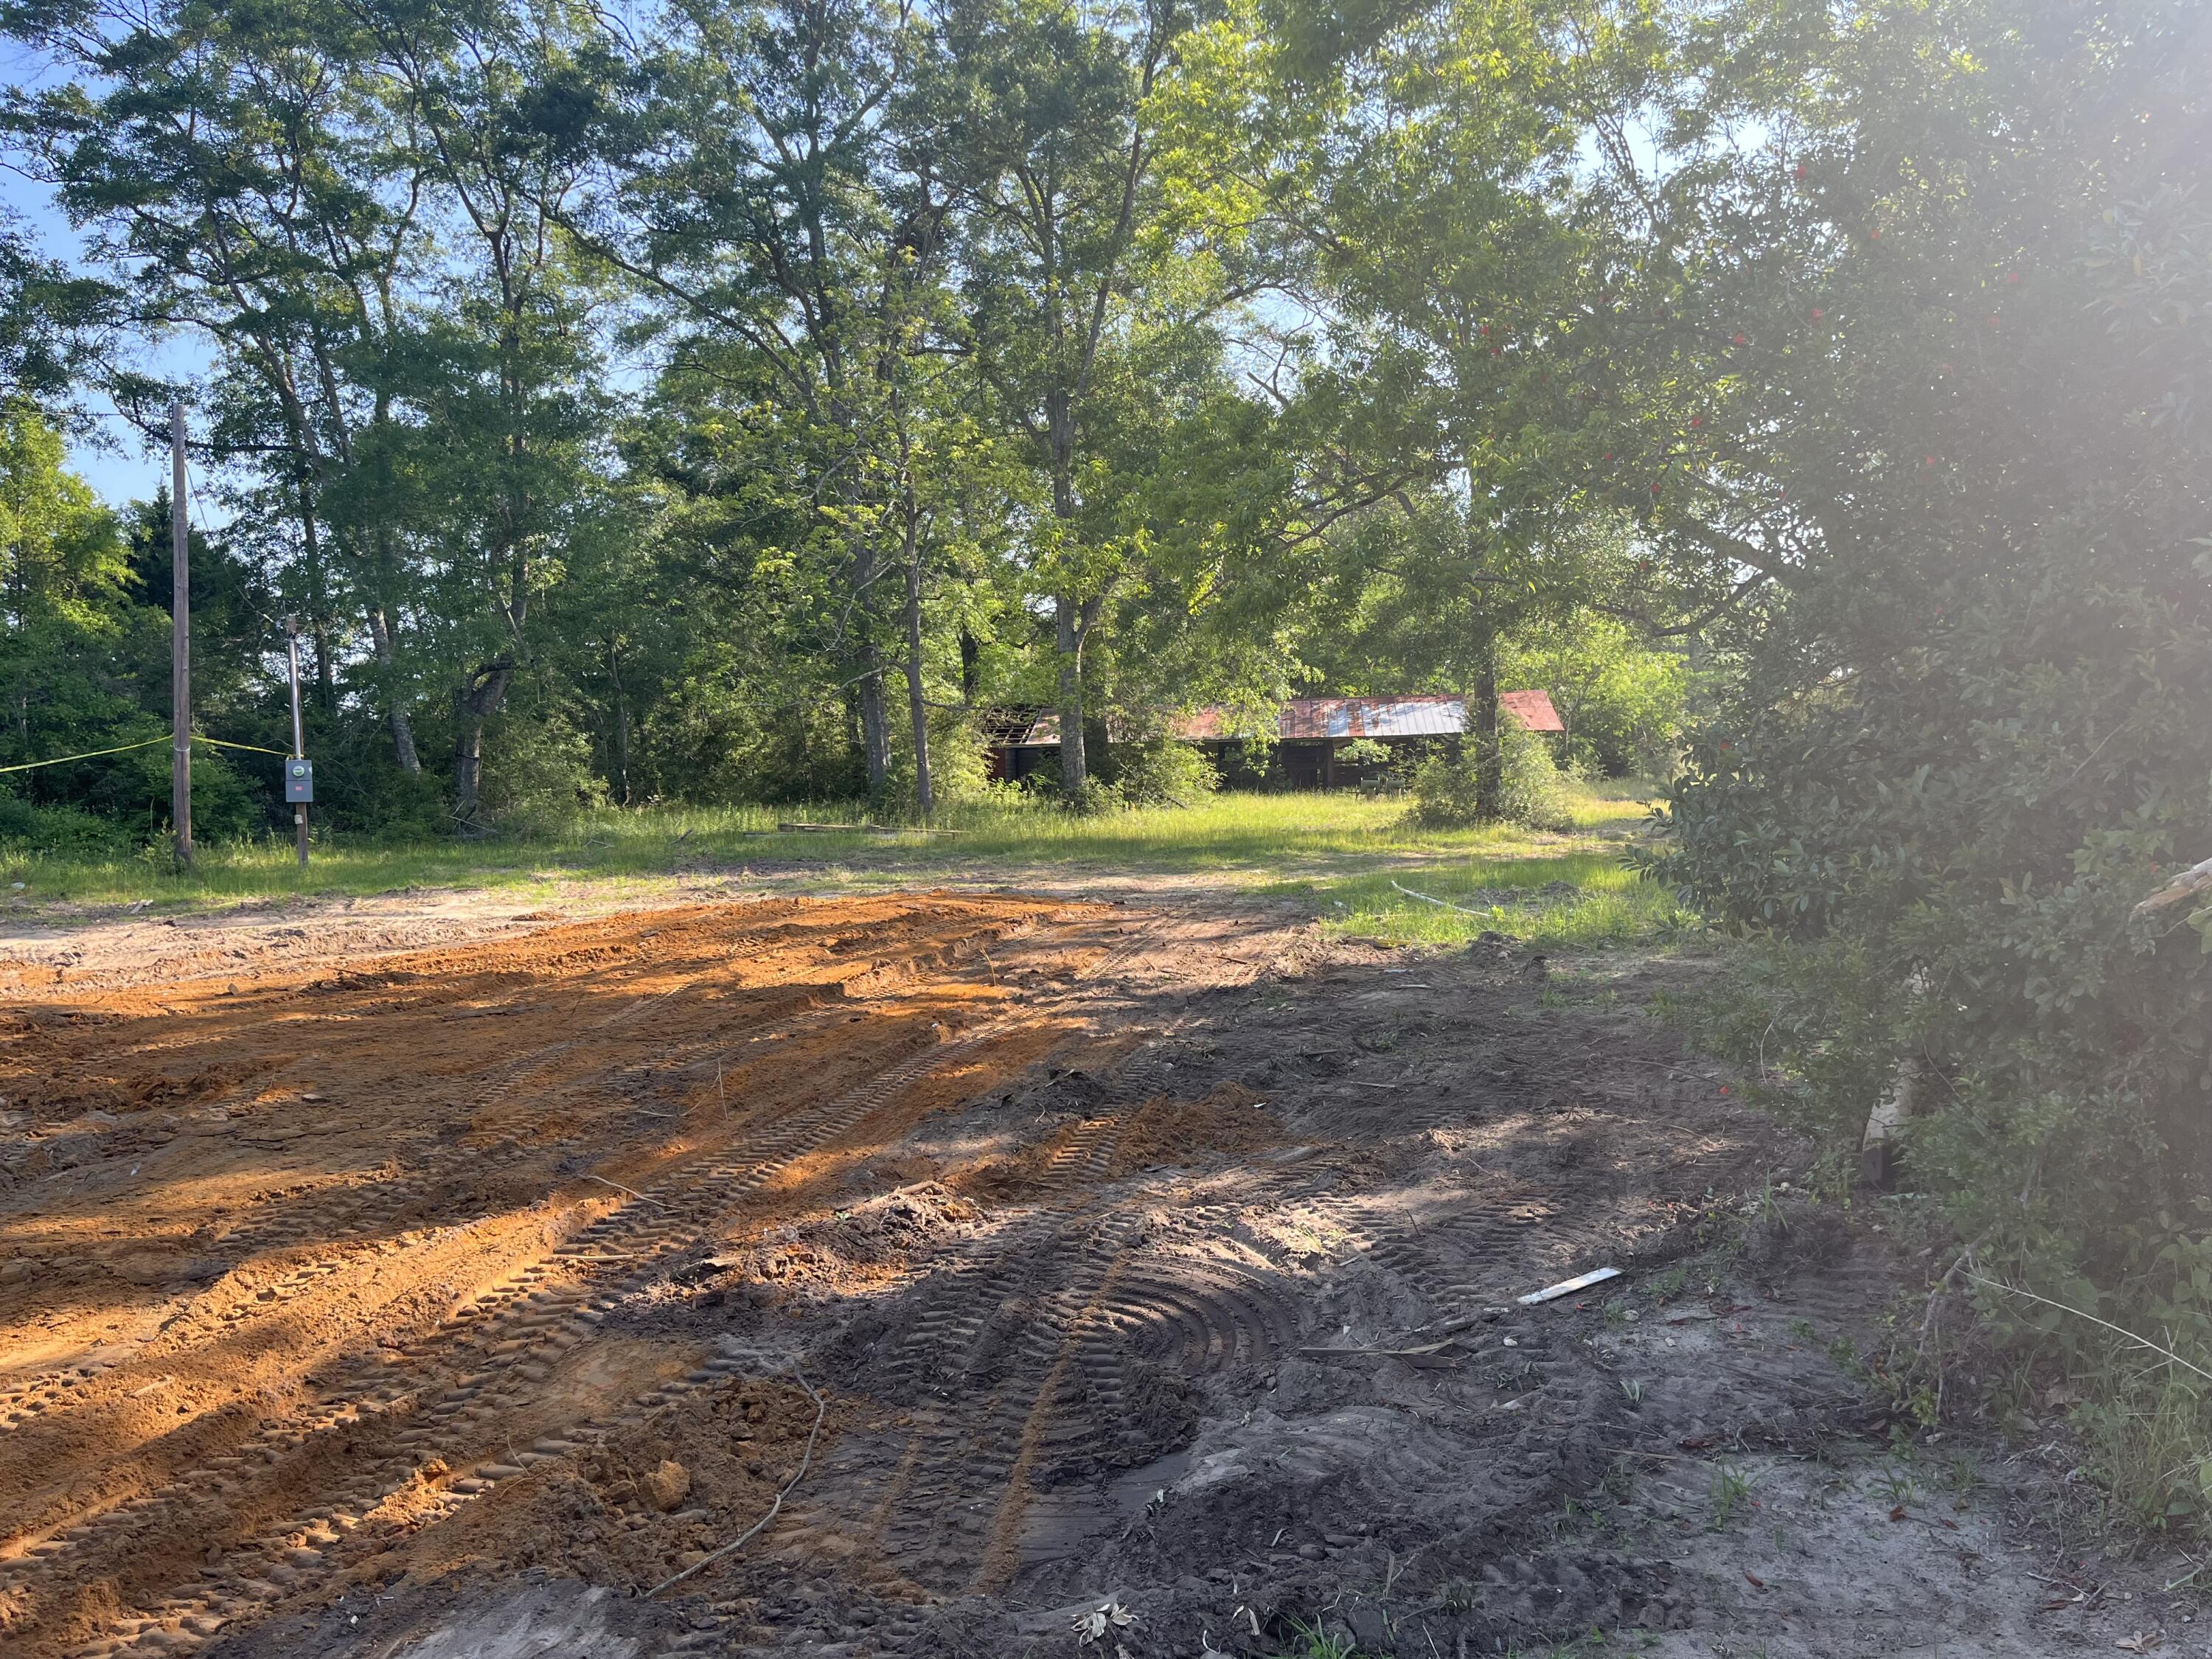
0,213,114,406
926,0,1196,801
4,0,442,772
574,0,1004,812
1501,609,1688,777
0,408,263,842
351,0,613,821
7,0,620,820
1165,0,1696,813
1634,0,2212,1321
0,403,147,769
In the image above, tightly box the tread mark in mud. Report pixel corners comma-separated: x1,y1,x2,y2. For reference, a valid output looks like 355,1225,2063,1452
0,1004,824,1433
1321,1192,1585,1330
9,1019,1032,1659
769,1013,1314,1608
1093,1258,1304,1374
0,914,1047,1433
3,905,1263,1656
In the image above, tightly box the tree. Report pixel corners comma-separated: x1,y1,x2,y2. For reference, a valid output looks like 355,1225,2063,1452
1633,0,2212,1316
574,0,996,811
0,406,264,839
6,0,621,819
0,402,145,771
929,0,1189,801
1500,608,1688,776
4,0,440,772
347,0,612,821
1166,0,1705,813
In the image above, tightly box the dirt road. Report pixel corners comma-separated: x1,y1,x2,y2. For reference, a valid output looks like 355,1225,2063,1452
0,894,2182,1657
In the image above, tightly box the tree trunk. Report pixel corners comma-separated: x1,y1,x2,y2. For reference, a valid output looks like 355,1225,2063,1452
366,604,421,773
297,481,336,713
857,649,891,806
903,531,933,819
1472,633,1502,819
609,643,632,807
1054,594,1088,799
452,664,512,824
959,628,981,707
1045,397,1098,804
1860,1055,1919,1189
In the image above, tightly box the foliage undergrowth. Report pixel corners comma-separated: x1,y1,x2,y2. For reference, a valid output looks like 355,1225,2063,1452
1630,0,2212,1547
1095,736,1223,808
1407,721,1575,832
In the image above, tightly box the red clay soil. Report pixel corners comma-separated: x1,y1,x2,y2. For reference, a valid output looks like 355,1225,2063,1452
0,894,1149,1658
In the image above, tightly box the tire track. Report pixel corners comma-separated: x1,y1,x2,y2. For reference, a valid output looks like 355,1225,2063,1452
3,899,1283,1658
732,960,1310,1619
1093,1256,1305,1376
15,1012,1033,1659
0,998,829,1436
0,913,1046,1439
1314,1183,1589,1332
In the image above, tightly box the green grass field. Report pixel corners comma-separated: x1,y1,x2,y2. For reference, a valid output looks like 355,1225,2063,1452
0,779,1695,950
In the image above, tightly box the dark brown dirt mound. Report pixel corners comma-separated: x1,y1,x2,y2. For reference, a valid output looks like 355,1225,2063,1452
1105,1084,1286,1175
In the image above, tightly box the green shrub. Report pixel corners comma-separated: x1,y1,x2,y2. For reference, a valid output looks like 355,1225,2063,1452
1006,738,1220,812
1407,721,1571,831
302,737,451,840
1649,551,2212,1275
1012,751,1064,799
646,676,863,806
1099,737,1220,807
481,710,608,834
0,796,136,860
1503,611,1691,779
1631,10,2212,1532
886,712,995,812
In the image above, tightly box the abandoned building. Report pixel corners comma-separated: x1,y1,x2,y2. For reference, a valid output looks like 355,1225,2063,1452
984,691,1564,788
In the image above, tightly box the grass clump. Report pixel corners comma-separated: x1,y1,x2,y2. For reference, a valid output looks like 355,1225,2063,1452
1272,849,1694,952
1968,1209,2212,1543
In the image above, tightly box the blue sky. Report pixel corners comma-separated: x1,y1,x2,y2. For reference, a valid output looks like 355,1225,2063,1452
4,165,212,509
2,37,212,511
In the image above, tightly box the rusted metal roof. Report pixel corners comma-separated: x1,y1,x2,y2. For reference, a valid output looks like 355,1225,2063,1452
1279,695,1466,739
1170,693,1562,741
1498,689,1565,733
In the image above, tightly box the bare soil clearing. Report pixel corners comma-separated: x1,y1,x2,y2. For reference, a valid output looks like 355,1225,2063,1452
0,892,2184,1658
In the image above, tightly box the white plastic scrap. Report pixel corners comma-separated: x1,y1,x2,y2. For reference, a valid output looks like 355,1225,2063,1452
1517,1265,1624,1306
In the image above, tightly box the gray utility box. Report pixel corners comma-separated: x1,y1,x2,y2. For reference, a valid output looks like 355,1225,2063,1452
284,758,313,804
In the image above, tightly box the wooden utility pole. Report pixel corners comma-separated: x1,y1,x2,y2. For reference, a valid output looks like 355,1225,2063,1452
285,616,309,869
170,399,192,868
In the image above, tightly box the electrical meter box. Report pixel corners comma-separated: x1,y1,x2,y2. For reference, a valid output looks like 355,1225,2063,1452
284,758,313,804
